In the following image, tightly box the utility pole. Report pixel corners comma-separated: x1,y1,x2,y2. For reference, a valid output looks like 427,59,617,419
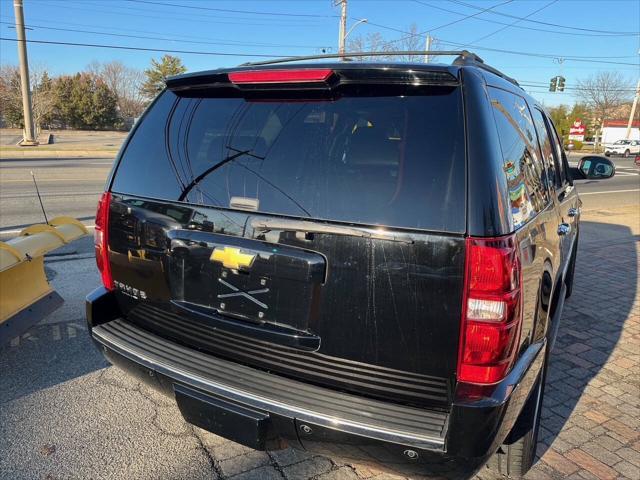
625,79,640,140
13,0,37,146
338,0,347,57
424,34,432,63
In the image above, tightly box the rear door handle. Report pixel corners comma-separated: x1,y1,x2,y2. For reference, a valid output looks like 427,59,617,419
568,207,580,217
558,223,571,236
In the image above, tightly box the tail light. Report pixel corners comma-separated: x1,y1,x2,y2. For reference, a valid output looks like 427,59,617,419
228,69,334,85
457,234,523,385
94,191,113,290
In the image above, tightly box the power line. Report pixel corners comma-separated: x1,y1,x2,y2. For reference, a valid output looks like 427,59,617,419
436,39,640,65
466,0,559,46
1,36,636,68
448,0,640,35
0,21,330,50
386,0,514,45
0,37,280,57
413,0,637,37
27,1,327,28
18,16,327,49
123,0,339,18
520,84,637,93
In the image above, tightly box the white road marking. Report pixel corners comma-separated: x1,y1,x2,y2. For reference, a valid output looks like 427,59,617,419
52,324,61,341
579,189,640,196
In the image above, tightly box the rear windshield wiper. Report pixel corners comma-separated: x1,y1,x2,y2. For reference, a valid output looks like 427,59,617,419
178,148,257,202
251,218,414,244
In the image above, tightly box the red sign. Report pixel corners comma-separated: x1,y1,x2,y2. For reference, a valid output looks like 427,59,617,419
569,119,585,135
569,119,585,141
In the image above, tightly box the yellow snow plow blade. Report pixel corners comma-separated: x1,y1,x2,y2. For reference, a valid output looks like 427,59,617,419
0,217,88,344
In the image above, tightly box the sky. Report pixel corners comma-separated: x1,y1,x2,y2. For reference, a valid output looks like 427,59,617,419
0,0,638,107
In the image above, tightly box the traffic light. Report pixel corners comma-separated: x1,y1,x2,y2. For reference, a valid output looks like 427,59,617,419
549,76,557,92
557,76,566,92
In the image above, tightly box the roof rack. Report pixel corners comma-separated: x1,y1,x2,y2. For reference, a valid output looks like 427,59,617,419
240,50,519,88
451,52,520,87
241,50,473,67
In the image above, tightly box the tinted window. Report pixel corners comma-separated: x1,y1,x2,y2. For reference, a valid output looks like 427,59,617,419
488,87,549,228
545,116,569,188
531,108,557,190
112,87,465,232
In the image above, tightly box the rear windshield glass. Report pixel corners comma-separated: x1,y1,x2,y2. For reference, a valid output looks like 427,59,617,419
112,86,465,232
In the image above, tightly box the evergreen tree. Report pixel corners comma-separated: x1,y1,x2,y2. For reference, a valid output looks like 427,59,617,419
140,55,186,100
51,73,119,129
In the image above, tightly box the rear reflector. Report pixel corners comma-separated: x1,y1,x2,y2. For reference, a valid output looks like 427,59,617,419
457,235,523,386
228,69,334,85
94,191,113,290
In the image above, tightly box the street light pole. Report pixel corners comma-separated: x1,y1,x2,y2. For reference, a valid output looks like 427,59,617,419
338,0,347,57
13,0,37,146
424,34,432,63
344,19,367,42
625,79,640,140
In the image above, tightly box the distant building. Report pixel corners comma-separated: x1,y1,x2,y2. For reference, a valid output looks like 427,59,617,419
601,119,640,145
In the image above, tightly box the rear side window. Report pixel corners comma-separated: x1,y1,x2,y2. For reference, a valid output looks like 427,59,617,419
531,108,557,190
112,87,466,232
546,116,570,188
488,87,549,229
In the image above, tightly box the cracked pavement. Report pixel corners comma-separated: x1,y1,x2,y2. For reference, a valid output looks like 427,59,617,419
1,206,639,479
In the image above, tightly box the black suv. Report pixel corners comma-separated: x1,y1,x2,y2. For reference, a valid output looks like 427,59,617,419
86,52,615,479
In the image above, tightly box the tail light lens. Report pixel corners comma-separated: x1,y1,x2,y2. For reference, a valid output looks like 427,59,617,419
458,234,523,385
228,69,334,85
94,191,113,290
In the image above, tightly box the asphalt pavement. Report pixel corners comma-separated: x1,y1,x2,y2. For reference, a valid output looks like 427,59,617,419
568,154,639,210
0,157,112,232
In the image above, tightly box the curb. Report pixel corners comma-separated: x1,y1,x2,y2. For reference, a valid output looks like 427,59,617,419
0,150,118,159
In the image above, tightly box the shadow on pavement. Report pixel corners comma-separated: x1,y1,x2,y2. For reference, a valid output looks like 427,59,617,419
0,253,107,404
535,219,637,459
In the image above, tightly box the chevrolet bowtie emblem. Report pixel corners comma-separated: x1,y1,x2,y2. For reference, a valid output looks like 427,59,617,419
210,247,256,270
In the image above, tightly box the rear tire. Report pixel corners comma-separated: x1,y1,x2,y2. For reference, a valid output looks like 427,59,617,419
486,357,546,478
624,149,630,158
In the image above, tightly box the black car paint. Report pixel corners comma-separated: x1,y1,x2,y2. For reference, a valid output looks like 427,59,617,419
107,193,463,409
87,62,579,479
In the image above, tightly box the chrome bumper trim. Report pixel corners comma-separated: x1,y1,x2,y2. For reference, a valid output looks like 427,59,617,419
93,326,446,451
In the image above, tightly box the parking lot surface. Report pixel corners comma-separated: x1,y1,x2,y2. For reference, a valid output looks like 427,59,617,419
1,206,638,480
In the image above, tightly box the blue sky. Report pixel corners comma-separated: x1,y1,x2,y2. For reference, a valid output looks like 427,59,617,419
1,0,638,107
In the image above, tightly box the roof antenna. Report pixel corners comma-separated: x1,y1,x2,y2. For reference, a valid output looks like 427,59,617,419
30,170,49,224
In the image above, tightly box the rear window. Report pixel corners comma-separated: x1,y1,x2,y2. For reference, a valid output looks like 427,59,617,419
112,86,465,232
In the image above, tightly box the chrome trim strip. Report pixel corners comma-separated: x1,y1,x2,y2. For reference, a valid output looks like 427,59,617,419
93,326,446,451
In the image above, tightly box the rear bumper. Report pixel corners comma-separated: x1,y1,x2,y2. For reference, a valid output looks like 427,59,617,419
87,287,545,479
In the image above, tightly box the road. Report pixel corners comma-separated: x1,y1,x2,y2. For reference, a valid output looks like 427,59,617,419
0,157,112,233
568,154,639,210
0,153,637,236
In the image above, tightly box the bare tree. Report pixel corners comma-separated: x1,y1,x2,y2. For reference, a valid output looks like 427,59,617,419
0,63,55,131
346,32,392,61
576,71,633,123
88,61,145,119
346,24,441,62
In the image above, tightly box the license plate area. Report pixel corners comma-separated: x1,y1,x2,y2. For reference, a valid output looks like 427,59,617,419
174,384,275,450
166,230,325,330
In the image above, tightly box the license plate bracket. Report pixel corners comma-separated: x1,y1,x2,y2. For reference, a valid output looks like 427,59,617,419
174,384,275,450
